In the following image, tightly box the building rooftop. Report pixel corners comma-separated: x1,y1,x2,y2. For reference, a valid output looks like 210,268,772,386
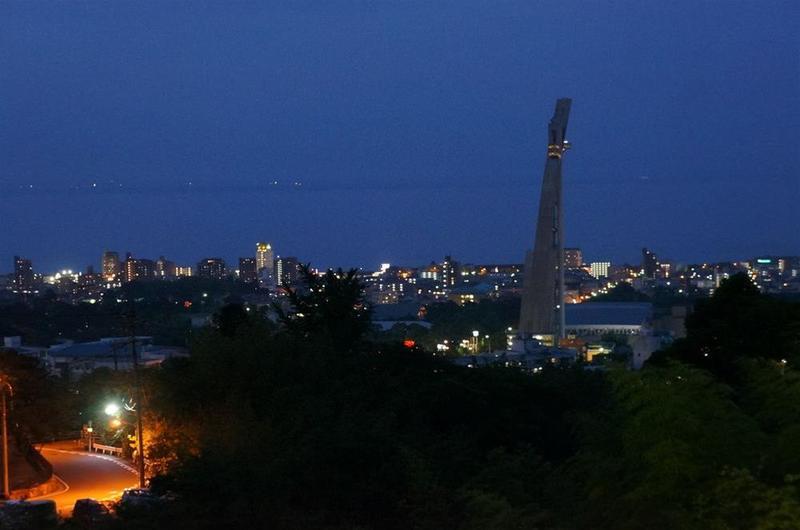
48,337,152,358
566,302,653,327
371,302,421,321
449,283,494,295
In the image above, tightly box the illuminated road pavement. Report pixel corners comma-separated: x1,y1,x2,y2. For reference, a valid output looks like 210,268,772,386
33,441,138,514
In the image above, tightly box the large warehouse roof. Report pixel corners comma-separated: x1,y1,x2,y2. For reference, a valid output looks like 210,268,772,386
565,302,653,327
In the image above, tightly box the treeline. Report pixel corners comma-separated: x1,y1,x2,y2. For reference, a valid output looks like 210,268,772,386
0,277,257,346
370,298,519,353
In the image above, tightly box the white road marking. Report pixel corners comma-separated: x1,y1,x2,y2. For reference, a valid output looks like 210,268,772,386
27,473,70,500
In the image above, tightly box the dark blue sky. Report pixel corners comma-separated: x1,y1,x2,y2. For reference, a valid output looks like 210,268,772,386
2,1,798,273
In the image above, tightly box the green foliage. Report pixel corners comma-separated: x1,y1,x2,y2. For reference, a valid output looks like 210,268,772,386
425,299,519,341
368,298,518,354
74,368,138,446
566,361,800,529
589,282,650,303
0,349,76,441
139,280,609,528
276,265,371,350
737,360,800,481
0,299,128,346
657,273,800,382
694,469,800,530
118,276,257,305
367,322,432,346
211,303,271,337
0,276,261,347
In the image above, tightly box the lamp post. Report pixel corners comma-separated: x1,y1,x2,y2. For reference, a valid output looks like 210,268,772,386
472,330,479,354
0,377,13,499
105,400,144,488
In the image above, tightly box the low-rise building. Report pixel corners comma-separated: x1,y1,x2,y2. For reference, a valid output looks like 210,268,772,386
45,337,187,379
564,302,653,337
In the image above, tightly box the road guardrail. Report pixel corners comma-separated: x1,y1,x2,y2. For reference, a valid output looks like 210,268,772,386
91,443,123,456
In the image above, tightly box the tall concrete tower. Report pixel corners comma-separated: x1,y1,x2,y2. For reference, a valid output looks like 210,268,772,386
519,98,572,342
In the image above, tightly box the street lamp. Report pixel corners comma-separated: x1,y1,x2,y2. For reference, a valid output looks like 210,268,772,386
0,377,13,499
472,330,479,354
104,400,144,488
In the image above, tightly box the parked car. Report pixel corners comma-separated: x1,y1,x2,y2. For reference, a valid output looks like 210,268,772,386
0,499,58,529
117,487,164,515
72,498,112,526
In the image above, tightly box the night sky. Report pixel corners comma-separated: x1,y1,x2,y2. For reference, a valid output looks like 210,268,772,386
2,1,798,273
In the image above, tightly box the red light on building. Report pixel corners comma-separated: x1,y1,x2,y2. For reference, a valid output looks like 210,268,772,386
183,301,193,309
403,339,415,349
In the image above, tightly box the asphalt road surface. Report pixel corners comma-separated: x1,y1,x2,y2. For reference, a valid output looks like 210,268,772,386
33,440,138,514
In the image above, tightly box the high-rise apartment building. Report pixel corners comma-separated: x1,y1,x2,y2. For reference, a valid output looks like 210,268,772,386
274,258,283,287
564,248,583,269
441,255,459,289
256,242,275,287
102,251,120,282
419,263,440,281
13,256,34,290
123,254,155,282
590,261,611,279
256,243,273,273
275,256,300,286
136,259,156,282
642,248,659,278
197,258,227,280
155,256,177,279
123,254,136,283
238,257,258,283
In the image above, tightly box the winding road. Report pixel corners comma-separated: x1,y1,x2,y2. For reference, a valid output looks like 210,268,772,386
32,441,138,514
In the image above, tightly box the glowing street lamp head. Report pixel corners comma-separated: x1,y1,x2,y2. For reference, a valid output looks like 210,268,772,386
472,330,480,338
104,403,121,416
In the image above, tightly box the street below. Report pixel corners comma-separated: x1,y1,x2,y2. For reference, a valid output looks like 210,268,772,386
31,440,138,514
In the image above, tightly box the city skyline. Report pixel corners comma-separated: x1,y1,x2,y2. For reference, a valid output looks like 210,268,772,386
2,245,794,278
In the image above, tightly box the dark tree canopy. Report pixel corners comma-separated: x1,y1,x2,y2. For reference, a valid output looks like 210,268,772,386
654,273,800,381
589,281,651,303
276,264,371,350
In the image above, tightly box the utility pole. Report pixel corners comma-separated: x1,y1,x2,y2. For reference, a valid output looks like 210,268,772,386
0,377,13,499
127,309,146,489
